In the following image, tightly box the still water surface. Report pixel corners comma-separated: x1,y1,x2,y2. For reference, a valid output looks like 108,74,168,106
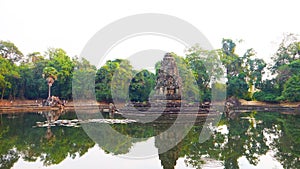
0,111,299,169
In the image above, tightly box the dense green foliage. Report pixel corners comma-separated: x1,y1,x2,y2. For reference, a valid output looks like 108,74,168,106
282,75,300,102
0,42,95,100
0,33,300,102
129,70,156,102
185,47,224,101
218,39,267,100
253,33,300,102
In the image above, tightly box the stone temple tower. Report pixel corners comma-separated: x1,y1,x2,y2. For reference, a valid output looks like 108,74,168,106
120,53,186,116
155,53,182,100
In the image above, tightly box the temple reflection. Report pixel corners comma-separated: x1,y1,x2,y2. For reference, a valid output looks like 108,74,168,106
0,111,299,168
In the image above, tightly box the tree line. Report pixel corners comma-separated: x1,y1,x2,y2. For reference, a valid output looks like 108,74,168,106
0,33,299,103
0,43,96,100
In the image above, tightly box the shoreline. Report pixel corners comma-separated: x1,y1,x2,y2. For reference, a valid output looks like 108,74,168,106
0,99,108,113
0,99,299,114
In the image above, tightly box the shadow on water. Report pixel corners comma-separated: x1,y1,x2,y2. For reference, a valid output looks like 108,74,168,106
0,110,299,169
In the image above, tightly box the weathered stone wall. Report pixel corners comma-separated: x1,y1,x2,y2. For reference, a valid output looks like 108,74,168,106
155,53,182,100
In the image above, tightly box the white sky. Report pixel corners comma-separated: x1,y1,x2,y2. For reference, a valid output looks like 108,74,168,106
0,0,299,64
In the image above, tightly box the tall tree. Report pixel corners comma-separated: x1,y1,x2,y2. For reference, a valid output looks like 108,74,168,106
282,75,300,102
43,67,58,99
185,45,224,101
172,53,200,101
0,56,20,100
72,57,97,99
27,52,44,63
111,59,133,102
46,48,74,99
242,49,266,95
219,39,249,99
95,59,133,102
129,69,155,102
271,33,300,74
96,60,119,102
260,33,300,102
0,41,23,62
219,39,267,99
219,39,241,78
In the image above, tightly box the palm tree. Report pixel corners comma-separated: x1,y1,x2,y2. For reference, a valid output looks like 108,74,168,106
42,67,58,99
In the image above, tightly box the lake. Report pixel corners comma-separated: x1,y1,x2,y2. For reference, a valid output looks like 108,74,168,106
0,110,299,169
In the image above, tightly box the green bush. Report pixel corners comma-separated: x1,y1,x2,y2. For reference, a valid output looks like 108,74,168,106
283,75,300,102
253,91,279,103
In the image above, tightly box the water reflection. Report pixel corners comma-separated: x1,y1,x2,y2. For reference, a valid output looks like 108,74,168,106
0,111,299,169
40,110,64,140
0,111,95,168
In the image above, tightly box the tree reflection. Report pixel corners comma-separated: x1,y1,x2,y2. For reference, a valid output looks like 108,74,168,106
182,112,299,169
0,150,19,169
267,114,300,168
41,110,64,141
0,111,299,169
221,112,269,168
0,111,95,167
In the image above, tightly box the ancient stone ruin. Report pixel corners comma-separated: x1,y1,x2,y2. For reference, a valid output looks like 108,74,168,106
116,53,211,116
154,53,182,100
120,53,185,115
